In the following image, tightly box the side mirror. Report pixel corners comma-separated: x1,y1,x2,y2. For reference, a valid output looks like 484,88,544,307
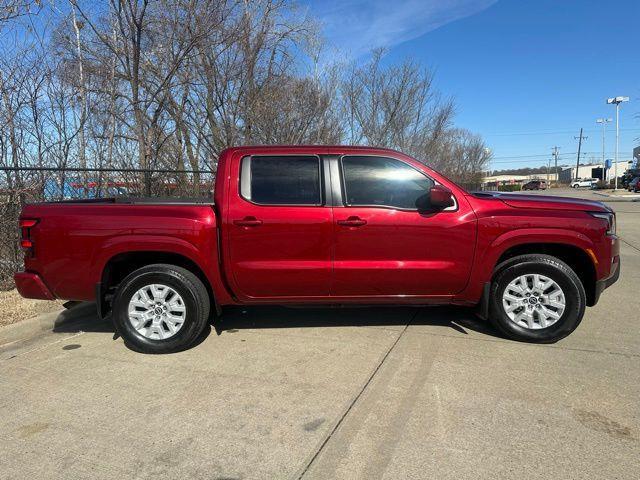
430,185,455,208
416,185,455,211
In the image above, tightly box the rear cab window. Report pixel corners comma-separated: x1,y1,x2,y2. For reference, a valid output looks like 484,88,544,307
240,155,322,205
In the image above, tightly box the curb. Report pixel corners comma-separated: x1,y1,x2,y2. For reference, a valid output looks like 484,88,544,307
0,309,65,347
0,303,96,348
592,192,640,202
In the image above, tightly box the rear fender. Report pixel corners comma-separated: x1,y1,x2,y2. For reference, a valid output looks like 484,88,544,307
92,235,234,308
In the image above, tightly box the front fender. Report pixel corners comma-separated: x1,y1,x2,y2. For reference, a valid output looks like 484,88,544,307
489,228,594,263
456,227,596,304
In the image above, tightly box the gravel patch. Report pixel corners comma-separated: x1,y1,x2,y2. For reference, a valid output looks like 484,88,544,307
0,289,63,328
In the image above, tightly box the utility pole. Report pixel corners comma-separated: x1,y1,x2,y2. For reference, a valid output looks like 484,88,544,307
574,129,587,182
552,146,560,185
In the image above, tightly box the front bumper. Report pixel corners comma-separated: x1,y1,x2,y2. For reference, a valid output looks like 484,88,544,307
14,272,55,300
592,255,620,306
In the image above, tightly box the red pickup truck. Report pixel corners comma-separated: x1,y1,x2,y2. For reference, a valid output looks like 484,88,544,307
15,146,620,352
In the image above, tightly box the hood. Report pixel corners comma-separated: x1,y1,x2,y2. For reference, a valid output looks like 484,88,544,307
471,192,610,212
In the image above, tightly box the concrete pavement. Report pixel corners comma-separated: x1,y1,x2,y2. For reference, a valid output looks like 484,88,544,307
0,191,638,479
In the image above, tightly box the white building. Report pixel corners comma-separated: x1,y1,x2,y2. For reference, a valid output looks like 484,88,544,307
482,173,558,188
558,160,632,183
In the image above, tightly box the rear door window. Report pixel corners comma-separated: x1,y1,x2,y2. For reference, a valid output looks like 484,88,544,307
240,156,322,205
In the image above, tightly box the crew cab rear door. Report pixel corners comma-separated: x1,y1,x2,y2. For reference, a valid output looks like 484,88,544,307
225,153,332,299
329,154,476,297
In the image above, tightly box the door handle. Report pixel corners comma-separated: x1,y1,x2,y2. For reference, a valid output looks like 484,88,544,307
337,216,367,227
233,216,263,227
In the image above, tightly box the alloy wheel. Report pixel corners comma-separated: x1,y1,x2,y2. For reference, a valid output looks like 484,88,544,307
502,274,565,329
127,284,186,339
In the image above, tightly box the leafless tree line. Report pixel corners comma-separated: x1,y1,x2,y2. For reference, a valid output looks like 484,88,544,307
0,0,490,190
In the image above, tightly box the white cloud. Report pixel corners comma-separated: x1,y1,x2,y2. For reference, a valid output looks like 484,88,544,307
311,0,497,58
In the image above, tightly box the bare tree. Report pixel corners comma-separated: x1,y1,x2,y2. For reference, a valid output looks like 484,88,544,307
1,0,490,188
341,49,454,156
69,2,87,173
248,74,342,144
340,50,489,183
431,128,491,186
0,0,42,24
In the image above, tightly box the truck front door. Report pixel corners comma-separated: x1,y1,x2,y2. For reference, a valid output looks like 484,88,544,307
331,155,476,297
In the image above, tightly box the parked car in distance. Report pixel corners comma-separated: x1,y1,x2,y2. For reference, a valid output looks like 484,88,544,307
522,180,547,191
621,169,640,188
15,146,620,353
570,178,598,188
627,177,640,193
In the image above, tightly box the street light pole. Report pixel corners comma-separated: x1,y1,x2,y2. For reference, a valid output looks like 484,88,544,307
607,96,629,190
596,118,612,179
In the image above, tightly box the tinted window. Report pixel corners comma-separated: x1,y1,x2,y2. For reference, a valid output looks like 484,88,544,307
341,156,434,209
241,156,321,205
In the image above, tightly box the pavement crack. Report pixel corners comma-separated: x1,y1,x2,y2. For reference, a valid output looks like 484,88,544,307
406,328,640,358
619,236,640,253
0,331,85,361
294,309,418,480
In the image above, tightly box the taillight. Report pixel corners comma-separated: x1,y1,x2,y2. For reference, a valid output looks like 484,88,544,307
19,218,38,250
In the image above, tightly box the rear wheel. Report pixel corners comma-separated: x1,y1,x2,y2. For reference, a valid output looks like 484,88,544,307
112,264,210,353
489,254,585,343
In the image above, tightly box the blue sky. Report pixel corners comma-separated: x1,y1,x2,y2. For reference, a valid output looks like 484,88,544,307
306,0,640,171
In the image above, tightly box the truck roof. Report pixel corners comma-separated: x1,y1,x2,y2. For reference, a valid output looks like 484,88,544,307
220,145,404,156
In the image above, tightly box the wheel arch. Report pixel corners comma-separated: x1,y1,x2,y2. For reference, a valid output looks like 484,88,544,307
99,251,220,318
492,243,597,306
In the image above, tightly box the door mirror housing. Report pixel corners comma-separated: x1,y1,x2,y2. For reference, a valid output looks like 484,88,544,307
416,185,455,211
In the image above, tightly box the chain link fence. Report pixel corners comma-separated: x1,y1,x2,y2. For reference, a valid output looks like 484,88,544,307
0,166,215,290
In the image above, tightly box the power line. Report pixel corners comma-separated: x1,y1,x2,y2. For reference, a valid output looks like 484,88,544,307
489,156,634,165
490,158,558,165
484,128,640,137
491,150,600,160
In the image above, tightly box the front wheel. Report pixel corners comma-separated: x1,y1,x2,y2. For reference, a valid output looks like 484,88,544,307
489,254,585,343
111,264,210,353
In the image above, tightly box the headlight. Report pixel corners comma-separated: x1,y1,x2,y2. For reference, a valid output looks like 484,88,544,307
589,211,616,235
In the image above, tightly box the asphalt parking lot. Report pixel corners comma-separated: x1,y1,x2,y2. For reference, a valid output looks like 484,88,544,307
1,189,638,480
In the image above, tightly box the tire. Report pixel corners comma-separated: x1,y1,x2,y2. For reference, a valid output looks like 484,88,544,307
111,264,210,353
489,254,585,343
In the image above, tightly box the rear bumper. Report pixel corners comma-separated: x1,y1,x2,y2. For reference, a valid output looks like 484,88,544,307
14,272,55,300
592,255,620,306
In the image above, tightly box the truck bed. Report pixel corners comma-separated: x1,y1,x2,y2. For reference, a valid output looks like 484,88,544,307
18,199,219,302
